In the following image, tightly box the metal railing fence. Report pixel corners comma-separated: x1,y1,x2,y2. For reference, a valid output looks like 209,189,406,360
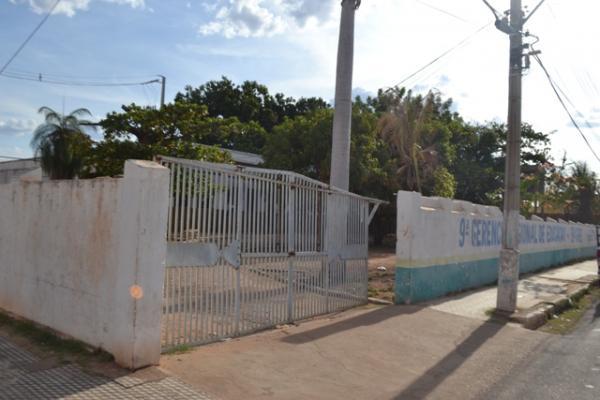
157,156,382,350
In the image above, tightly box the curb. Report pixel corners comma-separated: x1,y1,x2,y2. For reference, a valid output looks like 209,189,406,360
513,277,599,330
368,297,393,305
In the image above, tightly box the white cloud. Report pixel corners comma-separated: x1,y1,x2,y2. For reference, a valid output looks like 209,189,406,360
198,0,335,38
9,0,145,17
104,0,144,8
0,118,37,137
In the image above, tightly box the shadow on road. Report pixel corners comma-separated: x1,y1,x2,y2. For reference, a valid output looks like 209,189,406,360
281,304,424,344
594,301,600,320
393,319,508,400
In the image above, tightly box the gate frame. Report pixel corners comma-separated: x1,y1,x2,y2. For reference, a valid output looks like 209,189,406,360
156,155,384,351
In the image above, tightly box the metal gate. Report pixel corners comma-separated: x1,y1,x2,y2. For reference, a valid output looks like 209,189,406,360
157,156,383,351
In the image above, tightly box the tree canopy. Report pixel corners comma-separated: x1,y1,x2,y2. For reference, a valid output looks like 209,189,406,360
51,75,596,231
175,77,329,132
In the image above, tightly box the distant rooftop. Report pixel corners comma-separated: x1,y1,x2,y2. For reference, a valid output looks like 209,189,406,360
0,158,40,184
225,148,264,166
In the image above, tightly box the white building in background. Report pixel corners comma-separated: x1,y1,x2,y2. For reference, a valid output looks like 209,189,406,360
217,147,264,166
0,158,42,184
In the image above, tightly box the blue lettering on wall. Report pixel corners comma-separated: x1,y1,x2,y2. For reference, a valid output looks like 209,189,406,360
459,218,502,248
457,218,577,248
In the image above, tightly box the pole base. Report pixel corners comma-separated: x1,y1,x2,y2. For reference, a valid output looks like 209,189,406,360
497,248,520,313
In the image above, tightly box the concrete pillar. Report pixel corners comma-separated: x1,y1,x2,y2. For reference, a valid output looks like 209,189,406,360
110,160,170,369
330,0,359,191
396,191,422,265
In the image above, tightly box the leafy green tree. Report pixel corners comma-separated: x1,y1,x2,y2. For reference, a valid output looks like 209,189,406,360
263,109,332,182
30,107,93,179
569,162,597,223
263,104,385,195
85,138,233,179
175,76,329,133
432,167,457,198
87,102,245,177
451,122,504,204
451,122,552,205
101,102,266,153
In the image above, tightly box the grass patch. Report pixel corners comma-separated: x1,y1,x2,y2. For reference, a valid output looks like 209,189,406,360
0,310,113,364
540,286,600,335
163,344,193,355
484,308,496,317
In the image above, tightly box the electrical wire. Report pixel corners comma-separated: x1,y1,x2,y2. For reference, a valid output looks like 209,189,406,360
0,71,160,87
0,0,62,75
481,0,502,20
532,53,600,164
385,22,491,92
523,0,547,24
5,67,157,81
413,0,471,24
540,64,600,139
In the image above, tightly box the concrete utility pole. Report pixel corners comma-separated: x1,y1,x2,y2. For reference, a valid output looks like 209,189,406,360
329,0,361,191
158,75,166,109
497,0,524,312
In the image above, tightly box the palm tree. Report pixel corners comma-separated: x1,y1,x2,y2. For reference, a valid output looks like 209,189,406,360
30,107,94,180
377,90,438,193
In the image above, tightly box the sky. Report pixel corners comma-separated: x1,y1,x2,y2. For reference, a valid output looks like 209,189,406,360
0,0,599,173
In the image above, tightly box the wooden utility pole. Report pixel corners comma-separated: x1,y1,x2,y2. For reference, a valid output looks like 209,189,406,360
330,0,360,191
497,0,524,312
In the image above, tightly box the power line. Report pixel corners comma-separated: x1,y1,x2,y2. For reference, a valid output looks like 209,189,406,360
523,0,547,24
413,0,471,24
558,86,600,140
537,54,600,142
532,52,600,164
385,22,491,92
0,71,160,87
0,0,61,75
5,67,157,81
481,0,502,20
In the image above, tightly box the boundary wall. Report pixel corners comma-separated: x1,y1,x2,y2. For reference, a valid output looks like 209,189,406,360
396,191,597,304
0,160,169,368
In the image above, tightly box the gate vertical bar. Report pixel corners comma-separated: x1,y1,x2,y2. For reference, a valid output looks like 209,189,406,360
234,174,244,334
287,177,296,322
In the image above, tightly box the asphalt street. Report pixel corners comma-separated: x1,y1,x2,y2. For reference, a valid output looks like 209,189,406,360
481,300,600,400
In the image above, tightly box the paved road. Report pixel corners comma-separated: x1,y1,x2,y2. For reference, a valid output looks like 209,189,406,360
0,335,211,400
481,301,600,399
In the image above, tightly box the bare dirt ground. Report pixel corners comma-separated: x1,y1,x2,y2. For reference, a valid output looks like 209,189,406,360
368,247,396,302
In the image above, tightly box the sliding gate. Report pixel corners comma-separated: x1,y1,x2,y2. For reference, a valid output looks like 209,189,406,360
157,156,382,351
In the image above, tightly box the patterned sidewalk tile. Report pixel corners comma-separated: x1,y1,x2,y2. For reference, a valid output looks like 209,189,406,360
0,336,211,400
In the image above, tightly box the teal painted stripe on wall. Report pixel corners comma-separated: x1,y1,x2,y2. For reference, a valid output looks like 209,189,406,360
394,247,596,304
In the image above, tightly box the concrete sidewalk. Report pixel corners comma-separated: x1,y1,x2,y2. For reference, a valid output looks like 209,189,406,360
429,260,598,326
161,260,597,400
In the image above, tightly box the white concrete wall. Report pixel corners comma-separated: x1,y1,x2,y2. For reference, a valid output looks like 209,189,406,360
397,191,597,268
395,191,597,303
0,160,169,369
